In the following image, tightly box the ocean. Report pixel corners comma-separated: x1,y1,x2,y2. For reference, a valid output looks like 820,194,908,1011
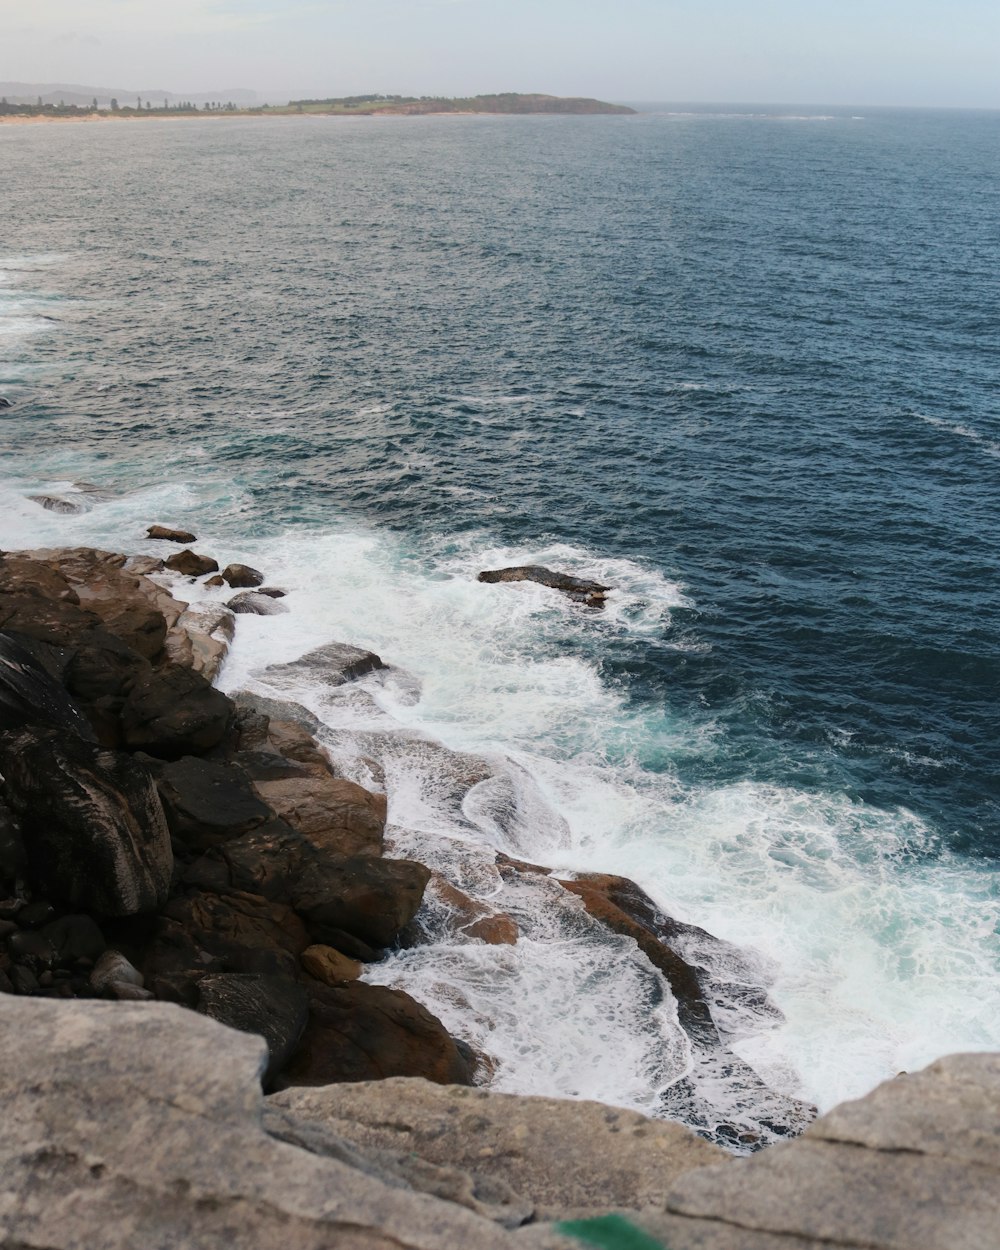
2,106,998,1139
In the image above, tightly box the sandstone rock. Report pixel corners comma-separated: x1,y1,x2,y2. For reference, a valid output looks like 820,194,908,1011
291,854,431,950
251,771,385,856
121,661,233,757
266,718,336,771
222,562,264,588
478,565,610,608
147,524,197,543
197,971,309,1083
165,548,219,577
148,888,311,985
155,755,271,851
228,589,290,615
271,1078,727,1222
0,727,172,916
263,640,388,689
204,573,225,587
0,998,560,1250
424,875,519,945
301,943,363,984
281,981,475,1087
0,630,97,740
164,602,235,682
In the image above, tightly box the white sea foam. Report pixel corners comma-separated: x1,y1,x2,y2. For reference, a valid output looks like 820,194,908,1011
4,479,1000,1127
915,411,1000,459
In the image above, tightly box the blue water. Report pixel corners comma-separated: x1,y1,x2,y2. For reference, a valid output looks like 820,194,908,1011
2,107,999,1122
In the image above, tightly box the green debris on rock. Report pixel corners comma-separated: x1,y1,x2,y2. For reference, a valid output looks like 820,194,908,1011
556,1213,669,1250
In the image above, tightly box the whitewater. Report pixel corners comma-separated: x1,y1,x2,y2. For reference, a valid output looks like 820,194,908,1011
2,107,999,1143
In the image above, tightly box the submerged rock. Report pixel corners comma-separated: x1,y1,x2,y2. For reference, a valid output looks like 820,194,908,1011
0,396,12,408
263,641,387,688
477,565,610,607
228,590,289,615
28,493,84,514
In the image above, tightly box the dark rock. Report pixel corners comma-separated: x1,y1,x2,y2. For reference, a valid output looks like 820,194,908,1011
41,914,106,965
10,965,38,994
164,550,219,578
204,574,225,588
28,494,84,515
197,972,309,1084
477,565,610,607
257,587,286,598
8,929,58,971
291,855,430,951
0,919,17,940
121,662,233,758
64,630,151,705
147,525,196,543
0,898,22,923
148,889,310,984
0,727,173,917
0,797,26,881
0,969,12,994
263,642,387,689
0,631,97,740
16,900,58,929
251,771,385,858
281,981,474,1088
228,591,289,616
0,397,11,409
155,755,271,852
222,564,264,589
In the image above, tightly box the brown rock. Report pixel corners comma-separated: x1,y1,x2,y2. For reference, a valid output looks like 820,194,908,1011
290,855,431,950
147,525,197,543
252,772,386,857
301,944,362,984
222,563,264,588
266,718,337,773
165,549,219,578
204,574,225,588
121,661,233,758
281,981,474,1087
427,877,519,946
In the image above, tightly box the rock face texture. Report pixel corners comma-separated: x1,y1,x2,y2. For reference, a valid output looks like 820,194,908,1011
477,566,610,608
272,1078,727,1221
641,1052,1000,1250
0,727,173,915
0,999,573,1250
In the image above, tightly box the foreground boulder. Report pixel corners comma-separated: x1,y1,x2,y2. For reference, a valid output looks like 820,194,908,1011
121,662,233,757
477,566,610,608
273,1079,726,1222
0,998,572,1250
0,727,172,916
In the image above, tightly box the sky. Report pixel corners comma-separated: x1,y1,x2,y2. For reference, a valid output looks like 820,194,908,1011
2,0,999,107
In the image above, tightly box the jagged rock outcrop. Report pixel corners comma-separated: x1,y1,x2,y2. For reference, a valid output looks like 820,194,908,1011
164,548,219,577
263,640,388,688
221,562,264,587
0,727,172,915
477,566,610,608
147,524,196,542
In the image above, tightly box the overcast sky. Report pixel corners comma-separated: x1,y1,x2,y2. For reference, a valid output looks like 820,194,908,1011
3,0,999,107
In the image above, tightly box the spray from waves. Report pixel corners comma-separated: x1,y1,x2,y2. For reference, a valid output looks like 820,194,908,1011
4,476,1000,1133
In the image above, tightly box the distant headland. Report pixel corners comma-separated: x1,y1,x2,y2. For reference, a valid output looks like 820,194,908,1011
0,91,636,123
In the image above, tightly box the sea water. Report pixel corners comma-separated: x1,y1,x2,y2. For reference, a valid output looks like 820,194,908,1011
1,107,998,1133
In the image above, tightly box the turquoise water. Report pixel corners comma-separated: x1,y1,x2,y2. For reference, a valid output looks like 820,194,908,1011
2,107,998,1127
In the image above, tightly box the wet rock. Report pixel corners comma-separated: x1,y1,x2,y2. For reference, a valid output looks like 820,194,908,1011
477,565,610,608
263,641,388,689
421,875,519,946
290,855,430,950
63,628,151,709
204,574,225,588
0,630,98,739
265,718,335,771
258,586,286,598
281,981,475,1088
147,525,197,543
121,661,233,758
222,563,264,588
228,590,290,615
28,494,84,514
90,949,144,994
0,727,173,916
155,755,271,851
301,944,363,985
0,396,11,408
164,549,219,577
251,771,385,857
273,1078,727,1223
197,971,309,1083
